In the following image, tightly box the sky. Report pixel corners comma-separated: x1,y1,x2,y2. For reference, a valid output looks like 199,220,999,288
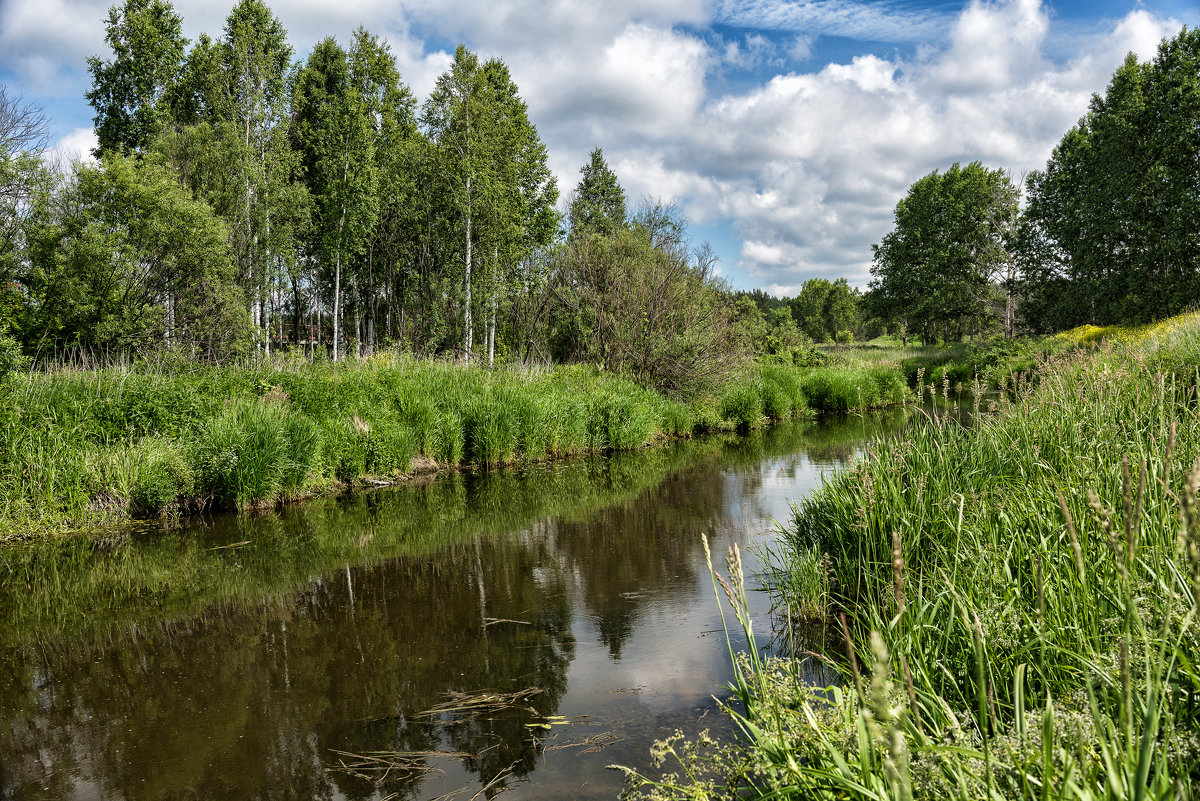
1,0,1197,295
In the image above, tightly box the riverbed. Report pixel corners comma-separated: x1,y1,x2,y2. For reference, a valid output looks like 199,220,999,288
0,407,927,800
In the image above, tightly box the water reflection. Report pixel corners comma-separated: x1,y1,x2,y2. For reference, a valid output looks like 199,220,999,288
0,408,926,800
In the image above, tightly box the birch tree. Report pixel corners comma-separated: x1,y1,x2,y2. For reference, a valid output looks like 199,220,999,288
86,0,188,156
216,0,300,352
422,46,494,364
349,28,418,355
293,37,377,361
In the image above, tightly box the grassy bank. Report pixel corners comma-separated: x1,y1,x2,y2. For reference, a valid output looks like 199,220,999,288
620,312,1200,799
0,354,910,540
898,311,1200,396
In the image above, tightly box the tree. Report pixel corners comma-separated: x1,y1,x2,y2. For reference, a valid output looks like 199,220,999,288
870,162,1017,343
349,28,420,356
422,46,492,363
293,36,379,361
787,278,861,342
18,156,245,355
0,85,51,351
474,58,559,365
86,0,188,155
568,148,625,238
216,0,300,352
551,201,746,397
1020,28,1200,332
423,46,552,365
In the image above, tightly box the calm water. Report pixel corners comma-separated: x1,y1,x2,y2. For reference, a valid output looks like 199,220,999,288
0,407,932,801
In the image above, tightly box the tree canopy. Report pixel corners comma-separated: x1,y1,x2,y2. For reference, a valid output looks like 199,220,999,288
567,148,625,238
870,162,1017,343
1019,28,1200,332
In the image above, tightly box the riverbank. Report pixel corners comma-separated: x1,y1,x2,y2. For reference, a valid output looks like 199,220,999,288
620,311,1200,799
0,355,909,541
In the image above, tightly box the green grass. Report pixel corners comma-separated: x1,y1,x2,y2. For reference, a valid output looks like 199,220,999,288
619,312,1200,800
0,354,905,539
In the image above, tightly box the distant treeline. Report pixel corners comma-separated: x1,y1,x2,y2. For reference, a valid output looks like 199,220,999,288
868,26,1200,344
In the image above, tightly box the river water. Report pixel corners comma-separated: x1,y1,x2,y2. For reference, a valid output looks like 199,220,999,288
0,408,924,800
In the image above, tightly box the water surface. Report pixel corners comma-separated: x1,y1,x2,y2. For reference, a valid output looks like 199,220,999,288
0,407,928,800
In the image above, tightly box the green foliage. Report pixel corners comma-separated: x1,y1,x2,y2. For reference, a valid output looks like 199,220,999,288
18,155,247,356
789,278,862,343
720,381,764,430
1020,29,1200,331
759,363,807,421
871,162,1017,344
190,399,317,508
129,437,193,516
0,325,912,537
0,330,27,376
737,300,814,364
800,364,906,413
567,147,626,237
551,206,749,399
86,0,188,155
900,335,1073,394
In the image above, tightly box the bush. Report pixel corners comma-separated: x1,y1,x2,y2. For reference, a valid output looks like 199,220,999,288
130,438,193,517
191,401,319,508
721,381,764,429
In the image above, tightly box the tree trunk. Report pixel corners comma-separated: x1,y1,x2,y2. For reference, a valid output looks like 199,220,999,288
333,157,350,361
464,174,473,365
292,274,303,348
333,251,342,362
488,293,496,367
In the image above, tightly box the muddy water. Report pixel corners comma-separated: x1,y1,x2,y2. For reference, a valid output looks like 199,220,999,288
0,407,928,800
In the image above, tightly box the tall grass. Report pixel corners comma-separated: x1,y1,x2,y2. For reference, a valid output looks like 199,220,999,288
1,355,898,538
0,352,912,538
619,314,1200,800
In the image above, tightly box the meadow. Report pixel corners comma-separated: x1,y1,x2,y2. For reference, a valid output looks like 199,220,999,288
0,353,909,540
620,311,1200,800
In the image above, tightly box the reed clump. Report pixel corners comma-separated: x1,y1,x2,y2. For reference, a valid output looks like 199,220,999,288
620,310,1200,800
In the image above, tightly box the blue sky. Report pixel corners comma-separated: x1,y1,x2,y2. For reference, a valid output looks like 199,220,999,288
2,0,1196,294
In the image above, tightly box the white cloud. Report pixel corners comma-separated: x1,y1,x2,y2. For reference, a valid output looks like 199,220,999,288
690,2,1184,289
723,33,777,70
712,0,951,42
47,127,98,167
0,0,107,90
789,34,815,62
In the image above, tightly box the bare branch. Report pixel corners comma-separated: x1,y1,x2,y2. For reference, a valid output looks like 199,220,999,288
0,83,51,155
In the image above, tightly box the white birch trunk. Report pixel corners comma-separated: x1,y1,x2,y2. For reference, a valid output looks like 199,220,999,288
464,173,473,365
333,251,342,362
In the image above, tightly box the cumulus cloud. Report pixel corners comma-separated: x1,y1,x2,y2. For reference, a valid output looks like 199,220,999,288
0,0,107,89
47,127,98,167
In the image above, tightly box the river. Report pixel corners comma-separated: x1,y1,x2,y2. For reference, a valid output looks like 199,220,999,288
0,406,930,800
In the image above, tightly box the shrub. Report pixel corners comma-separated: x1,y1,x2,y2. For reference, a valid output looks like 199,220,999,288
721,381,764,429
130,438,193,517
191,401,319,508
